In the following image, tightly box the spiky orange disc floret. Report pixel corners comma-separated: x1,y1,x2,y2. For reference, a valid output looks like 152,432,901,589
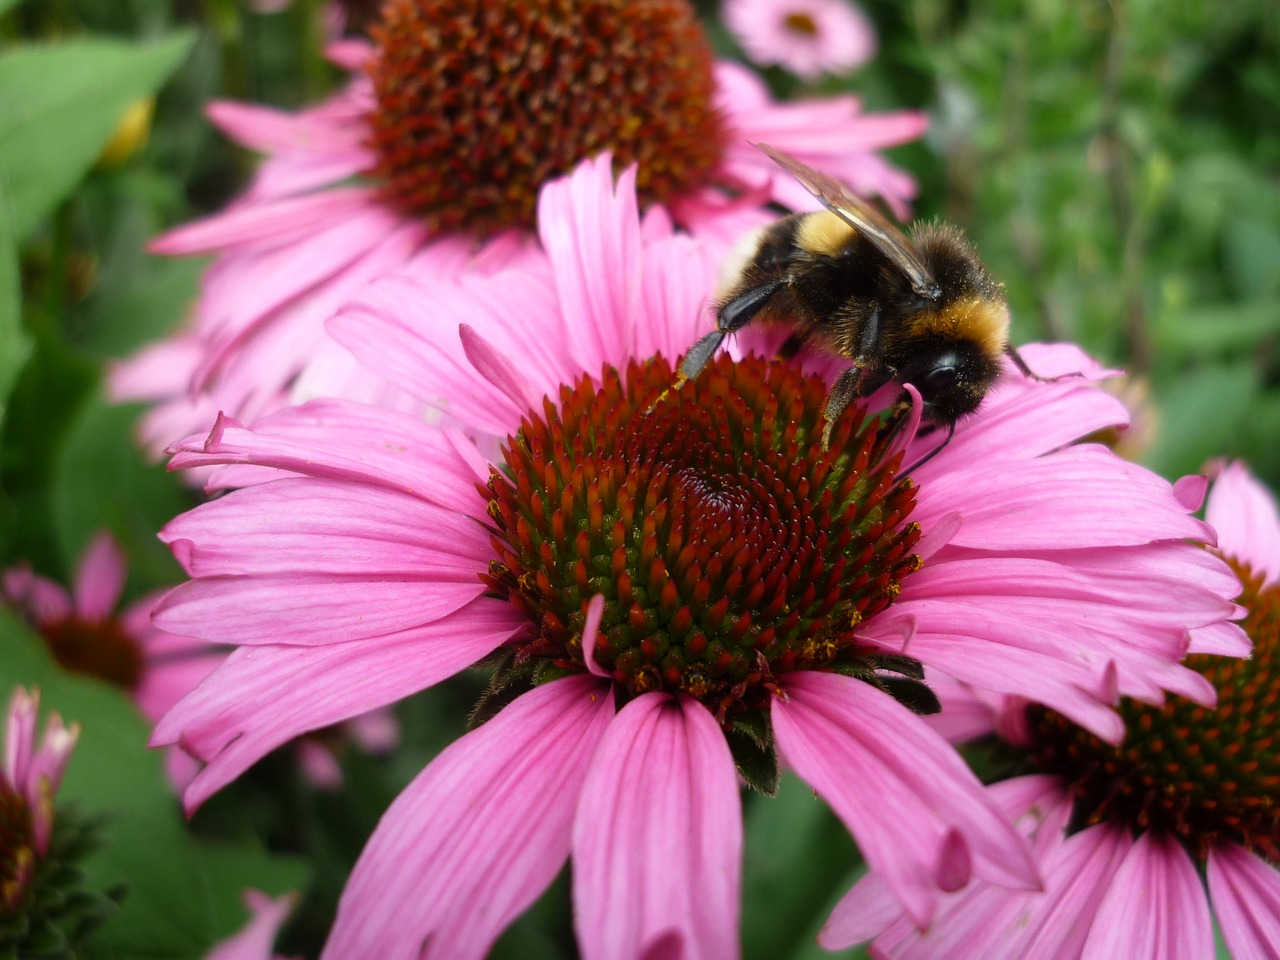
482,353,922,725
1027,557,1280,861
368,0,726,236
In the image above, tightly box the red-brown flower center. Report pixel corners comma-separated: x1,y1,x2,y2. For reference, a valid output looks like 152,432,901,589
41,617,144,693
0,783,33,913
783,12,820,37
367,0,726,235
482,353,924,731
1026,556,1280,862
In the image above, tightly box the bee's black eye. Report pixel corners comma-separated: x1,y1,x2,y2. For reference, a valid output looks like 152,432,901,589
918,362,958,400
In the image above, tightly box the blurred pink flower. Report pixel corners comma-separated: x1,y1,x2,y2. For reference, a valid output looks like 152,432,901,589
724,0,877,80
151,156,1242,958
204,889,299,960
825,463,1273,960
110,20,926,457
2,532,221,790
0,687,78,910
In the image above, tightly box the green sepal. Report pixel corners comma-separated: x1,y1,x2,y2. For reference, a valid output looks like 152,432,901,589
727,713,780,796
876,675,942,716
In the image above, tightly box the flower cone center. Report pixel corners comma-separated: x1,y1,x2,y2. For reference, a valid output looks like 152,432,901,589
483,353,923,725
0,786,33,912
41,617,144,693
1027,557,1280,861
783,12,820,37
367,0,726,236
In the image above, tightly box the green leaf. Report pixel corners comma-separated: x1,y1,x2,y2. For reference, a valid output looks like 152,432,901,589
51,395,190,593
0,32,195,242
0,0,21,15
0,612,306,959
0,172,29,426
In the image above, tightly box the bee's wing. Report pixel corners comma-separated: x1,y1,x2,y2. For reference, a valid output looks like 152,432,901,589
757,143,941,300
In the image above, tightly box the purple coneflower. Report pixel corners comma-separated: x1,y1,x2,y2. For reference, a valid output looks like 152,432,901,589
724,0,877,80
823,462,1274,959
150,155,1244,958
2,532,220,788
111,0,926,457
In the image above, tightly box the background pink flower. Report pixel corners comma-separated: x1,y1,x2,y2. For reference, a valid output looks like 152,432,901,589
110,4,926,459
724,0,877,81
824,464,1275,960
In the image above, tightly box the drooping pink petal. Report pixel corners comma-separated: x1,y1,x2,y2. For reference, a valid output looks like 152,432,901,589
71,532,127,621
1206,842,1280,960
1206,461,1280,587
573,693,741,960
772,671,1037,929
154,599,525,813
1083,831,1211,960
321,675,615,960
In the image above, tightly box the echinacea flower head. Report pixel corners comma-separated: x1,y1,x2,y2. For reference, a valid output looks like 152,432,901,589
2,533,221,772
151,157,1245,958
724,0,877,81
110,0,927,455
826,462,1273,960
0,687,117,959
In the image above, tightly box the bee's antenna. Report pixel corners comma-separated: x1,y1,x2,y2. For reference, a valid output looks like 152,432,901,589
899,420,956,476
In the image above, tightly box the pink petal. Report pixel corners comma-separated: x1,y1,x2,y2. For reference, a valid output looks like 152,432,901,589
155,599,524,812
573,693,741,960
580,594,610,678
167,402,488,516
160,477,491,579
72,535,127,624
458,324,542,413
1083,832,1211,960
205,889,297,960
916,446,1214,550
150,187,376,256
537,154,641,374
1206,461,1280,587
772,672,1037,929
321,675,615,960
1207,843,1280,960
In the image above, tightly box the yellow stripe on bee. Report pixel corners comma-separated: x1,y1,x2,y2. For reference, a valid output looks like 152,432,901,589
913,297,1010,355
796,210,857,257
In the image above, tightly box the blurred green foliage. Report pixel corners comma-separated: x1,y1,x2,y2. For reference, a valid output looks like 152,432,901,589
0,0,1274,956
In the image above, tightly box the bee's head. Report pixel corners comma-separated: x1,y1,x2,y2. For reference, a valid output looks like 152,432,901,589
896,339,1002,425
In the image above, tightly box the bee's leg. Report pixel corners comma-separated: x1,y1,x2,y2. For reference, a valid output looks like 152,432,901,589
676,329,728,382
717,277,787,333
1005,343,1084,383
901,419,957,475
821,366,864,449
776,331,803,360
855,303,883,365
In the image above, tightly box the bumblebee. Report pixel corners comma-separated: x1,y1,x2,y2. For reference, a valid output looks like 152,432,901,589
679,144,1035,460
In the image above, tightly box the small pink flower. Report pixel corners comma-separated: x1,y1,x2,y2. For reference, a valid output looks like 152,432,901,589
724,0,877,81
152,156,1243,958
2,532,221,789
0,687,78,910
825,465,1274,960
204,889,299,960
111,1,926,458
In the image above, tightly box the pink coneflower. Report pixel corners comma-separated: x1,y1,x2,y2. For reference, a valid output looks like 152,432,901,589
724,0,877,81
2,532,221,788
151,155,1244,958
1,533,396,793
822,463,1275,959
0,688,77,913
110,0,927,456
